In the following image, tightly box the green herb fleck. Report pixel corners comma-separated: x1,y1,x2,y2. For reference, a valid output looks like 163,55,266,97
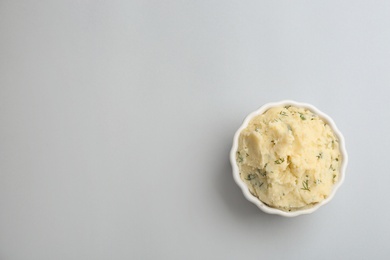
330,165,336,171
335,158,339,161
301,180,310,191
271,140,276,145
257,182,264,188
257,163,268,177
237,151,243,163
245,174,257,181
274,158,285,164
299,113,306,120
333,174,336,179
284,105,291,109
257,168,267,177
316,153,323,159
280,111,288,116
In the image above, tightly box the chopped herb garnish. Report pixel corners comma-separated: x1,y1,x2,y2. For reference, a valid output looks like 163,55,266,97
299,113,306,120
237,151,243,163
274,158,285,164
316,153,323,159
335,158,339,161
284,105,291,109
301,180,310,191
333,174,336,179
257,168,267,177
257,163,268,177
330,165,336,171
245,174,257,180
280,111,288,116
271,140,276,145
257,182,264,188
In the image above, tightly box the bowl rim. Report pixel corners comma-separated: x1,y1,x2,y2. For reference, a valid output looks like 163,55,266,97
230,100,348,217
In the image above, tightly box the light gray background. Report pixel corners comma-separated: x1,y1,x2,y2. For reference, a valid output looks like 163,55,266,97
1,1,389,259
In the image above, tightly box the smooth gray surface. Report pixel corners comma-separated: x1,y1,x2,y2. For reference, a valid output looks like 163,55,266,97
1,1,389,259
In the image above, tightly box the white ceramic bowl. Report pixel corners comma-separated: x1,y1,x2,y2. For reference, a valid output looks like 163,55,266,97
230,100,348,217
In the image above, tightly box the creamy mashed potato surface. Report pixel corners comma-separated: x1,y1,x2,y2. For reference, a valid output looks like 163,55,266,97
236,106,341,212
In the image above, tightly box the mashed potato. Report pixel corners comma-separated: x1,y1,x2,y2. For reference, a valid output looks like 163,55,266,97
236,105,341,212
